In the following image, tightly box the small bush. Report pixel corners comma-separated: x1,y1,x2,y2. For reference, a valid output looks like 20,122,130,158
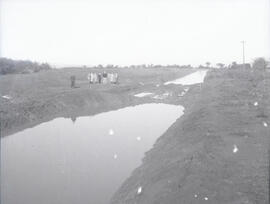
252,57,268,70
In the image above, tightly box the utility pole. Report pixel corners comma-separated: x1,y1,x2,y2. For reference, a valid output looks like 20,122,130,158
241,41,245,68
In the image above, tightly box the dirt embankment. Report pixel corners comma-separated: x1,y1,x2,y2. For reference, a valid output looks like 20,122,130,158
0,68,193,137
111,69,270,204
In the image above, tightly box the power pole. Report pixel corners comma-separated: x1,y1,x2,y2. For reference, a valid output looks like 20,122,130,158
241,41,245,68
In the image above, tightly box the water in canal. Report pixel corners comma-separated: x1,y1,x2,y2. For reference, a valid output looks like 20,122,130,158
164,70,208,85
1,103,184,204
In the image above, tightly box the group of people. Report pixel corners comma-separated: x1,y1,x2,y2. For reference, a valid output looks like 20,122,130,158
87,71,118,84
70,71,119,88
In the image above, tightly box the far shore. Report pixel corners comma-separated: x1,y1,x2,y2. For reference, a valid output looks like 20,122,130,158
0,67,195,137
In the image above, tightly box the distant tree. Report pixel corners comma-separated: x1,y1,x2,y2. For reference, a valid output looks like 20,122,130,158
0,58,51,75
141,64,146,69
106,64,114,69
205,62,211,68
216,63,225,69
198,65,205,69
40,63,51,70
252,57,268,70
97,64,103,69
230,61,238,69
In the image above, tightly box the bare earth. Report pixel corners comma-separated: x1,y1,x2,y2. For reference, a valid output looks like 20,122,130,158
0,68,269,204
112,69,270,204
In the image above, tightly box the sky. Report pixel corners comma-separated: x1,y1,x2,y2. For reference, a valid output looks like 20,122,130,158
0,0,269,67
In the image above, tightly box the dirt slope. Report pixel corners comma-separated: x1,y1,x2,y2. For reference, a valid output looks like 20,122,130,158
111,69,270,204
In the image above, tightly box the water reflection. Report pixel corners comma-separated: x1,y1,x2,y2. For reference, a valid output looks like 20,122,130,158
70,116,77,123
1,103,184,204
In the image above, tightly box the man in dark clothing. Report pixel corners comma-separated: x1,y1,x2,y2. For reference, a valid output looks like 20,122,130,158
70,75,76,88
98,73,102,84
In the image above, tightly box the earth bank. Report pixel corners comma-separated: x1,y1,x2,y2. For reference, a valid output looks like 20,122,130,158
111,69,270,204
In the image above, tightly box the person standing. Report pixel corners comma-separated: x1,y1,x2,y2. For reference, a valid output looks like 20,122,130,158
90,72,94,84
70,75,76,88
102,71,108,84
115,73,119,84
98,73,102,84
93,73,98,83
87,73,91,83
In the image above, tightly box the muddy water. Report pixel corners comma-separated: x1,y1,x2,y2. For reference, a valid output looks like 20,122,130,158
1,103,184,204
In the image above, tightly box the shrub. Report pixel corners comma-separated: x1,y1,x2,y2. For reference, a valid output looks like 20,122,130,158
252,57,268,70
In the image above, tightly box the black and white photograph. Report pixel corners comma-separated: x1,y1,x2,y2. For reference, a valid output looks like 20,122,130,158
0,0,269,203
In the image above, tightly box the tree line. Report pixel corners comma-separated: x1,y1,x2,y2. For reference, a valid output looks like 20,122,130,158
85,64,194,69
86,58,269,70
0,58,51,75
1,57,268,75
198,58,269,70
